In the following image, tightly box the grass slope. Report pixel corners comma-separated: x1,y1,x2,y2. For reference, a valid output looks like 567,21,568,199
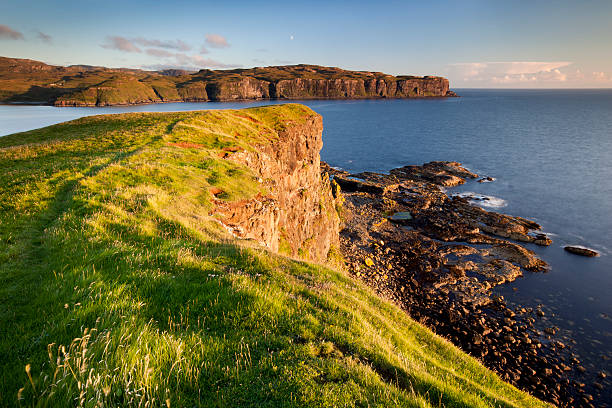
0,105,549,407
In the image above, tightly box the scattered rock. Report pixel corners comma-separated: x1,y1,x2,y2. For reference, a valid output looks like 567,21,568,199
564,246,599,257
209,187,225,197
327,160,592,408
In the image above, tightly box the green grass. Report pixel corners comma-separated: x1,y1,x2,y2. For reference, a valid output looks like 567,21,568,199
0,104,549,407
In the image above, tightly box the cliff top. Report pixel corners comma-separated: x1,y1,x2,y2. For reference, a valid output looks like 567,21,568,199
0,104,545,407
193,63,441,82
0,56,440,80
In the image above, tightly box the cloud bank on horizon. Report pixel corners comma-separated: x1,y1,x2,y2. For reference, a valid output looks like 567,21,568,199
448,61,612,87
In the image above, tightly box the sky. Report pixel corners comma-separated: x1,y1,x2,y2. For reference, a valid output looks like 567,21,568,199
1,0,611,88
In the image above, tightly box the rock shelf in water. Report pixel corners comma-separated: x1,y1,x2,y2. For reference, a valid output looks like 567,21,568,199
325,160,603,407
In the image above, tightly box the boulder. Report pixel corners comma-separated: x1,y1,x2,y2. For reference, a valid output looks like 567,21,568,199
564,246,599,257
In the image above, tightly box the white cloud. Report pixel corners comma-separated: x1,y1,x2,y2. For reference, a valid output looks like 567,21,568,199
0,24,24,40
143,51,239,70
446,62,612,87
593,71,612,82
101,36,142,52
36,31,52,43
133,38,191,51
102,36,193,53
448,61,572,84
146,48,175,58
205,34,230,48
491,69,567,84
174,53,237,68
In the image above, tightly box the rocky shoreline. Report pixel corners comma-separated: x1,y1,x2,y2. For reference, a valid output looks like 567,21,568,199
323,161,609,407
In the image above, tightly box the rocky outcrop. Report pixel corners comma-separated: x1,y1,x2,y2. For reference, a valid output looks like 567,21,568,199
210,109,340,263
206,77,271,100
564,246,599,257
177,82,208,101
326,160,601,407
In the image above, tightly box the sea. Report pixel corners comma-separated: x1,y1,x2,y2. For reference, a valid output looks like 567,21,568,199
1,89,611,392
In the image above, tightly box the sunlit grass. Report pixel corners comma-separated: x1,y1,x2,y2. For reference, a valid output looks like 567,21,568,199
0,105,550,407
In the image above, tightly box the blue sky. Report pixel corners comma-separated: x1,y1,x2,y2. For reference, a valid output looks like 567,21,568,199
1,0,611,88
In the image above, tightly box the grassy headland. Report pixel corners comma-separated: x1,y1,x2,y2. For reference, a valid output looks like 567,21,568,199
0,57,452,106
0,104,547,407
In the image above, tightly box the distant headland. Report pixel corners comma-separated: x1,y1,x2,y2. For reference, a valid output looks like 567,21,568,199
0,56,456,106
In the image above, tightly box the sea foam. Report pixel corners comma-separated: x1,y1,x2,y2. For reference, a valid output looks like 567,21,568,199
454,192,508,208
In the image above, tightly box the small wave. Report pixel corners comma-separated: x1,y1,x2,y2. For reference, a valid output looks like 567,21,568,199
567,233,586,241
454,192,508,208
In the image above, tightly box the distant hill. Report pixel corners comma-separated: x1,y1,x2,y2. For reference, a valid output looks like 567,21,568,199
0,56,456,106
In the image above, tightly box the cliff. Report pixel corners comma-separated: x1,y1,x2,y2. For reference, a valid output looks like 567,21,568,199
0,105,546,408
208,106,340,262
272,76,450,99
0,56,455,106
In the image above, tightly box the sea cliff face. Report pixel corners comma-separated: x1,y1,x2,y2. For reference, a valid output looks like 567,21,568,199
205,76,271,101
0,57,456,106
272,77,450,99
52,76,451,105
210,108,341,263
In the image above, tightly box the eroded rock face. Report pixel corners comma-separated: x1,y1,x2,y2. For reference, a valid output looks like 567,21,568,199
272,77,450,99
206,77,271,100
201,76,451,101
211,113,341,263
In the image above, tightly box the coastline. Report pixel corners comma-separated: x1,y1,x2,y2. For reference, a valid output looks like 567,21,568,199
325,161,609,407
2,94,611,406
0,93,459,108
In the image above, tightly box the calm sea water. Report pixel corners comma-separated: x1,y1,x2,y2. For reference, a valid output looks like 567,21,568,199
1,90,611,382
